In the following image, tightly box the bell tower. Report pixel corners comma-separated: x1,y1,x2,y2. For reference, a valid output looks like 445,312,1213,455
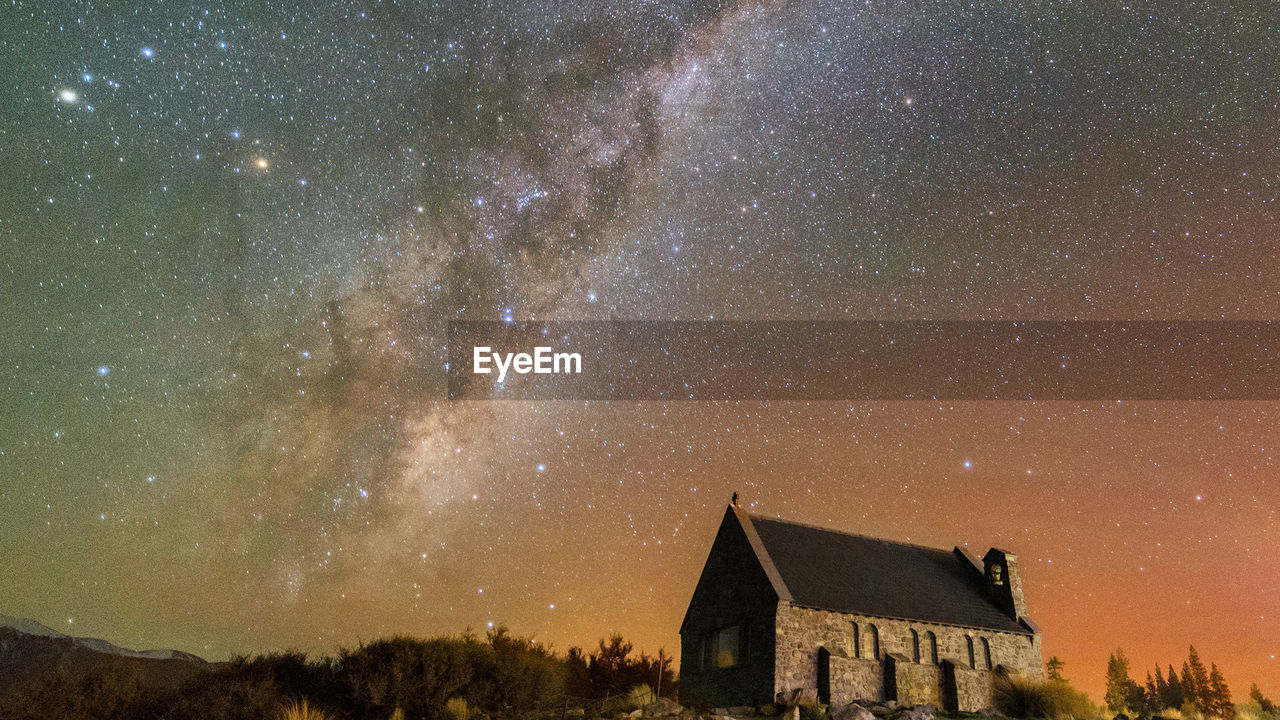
983,548,1027,620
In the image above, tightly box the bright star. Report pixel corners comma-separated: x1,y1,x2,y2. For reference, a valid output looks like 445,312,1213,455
141,47,154,58
963,460,972,469
96,365,110,376
59,89,78,103
256,158,269,170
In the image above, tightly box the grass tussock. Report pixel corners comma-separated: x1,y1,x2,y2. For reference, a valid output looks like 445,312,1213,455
280,698,336,720
993,673,1100,720
627,684,656,708
445,697,473,720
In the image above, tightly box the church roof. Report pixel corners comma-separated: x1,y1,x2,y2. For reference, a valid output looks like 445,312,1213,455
735,506,1031,635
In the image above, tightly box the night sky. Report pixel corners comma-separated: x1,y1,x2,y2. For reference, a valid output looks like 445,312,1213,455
2,0,1278,701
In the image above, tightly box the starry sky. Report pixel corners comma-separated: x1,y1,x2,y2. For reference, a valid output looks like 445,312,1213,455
1,0,1278,702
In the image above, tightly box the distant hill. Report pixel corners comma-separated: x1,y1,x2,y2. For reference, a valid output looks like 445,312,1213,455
0,614,207,662
0,615,211,706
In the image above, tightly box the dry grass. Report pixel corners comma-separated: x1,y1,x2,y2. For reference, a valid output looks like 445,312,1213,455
279,698,335,720
993,673,1100,720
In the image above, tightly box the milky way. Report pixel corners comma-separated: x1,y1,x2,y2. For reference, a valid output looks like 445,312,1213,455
2,0,1278,700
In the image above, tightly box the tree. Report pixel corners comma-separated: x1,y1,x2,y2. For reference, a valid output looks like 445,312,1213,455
1128,674,1155,717
565,646,590,697
1106,650,1137,714
1250,684,1276,715
1047,657,1066,683
1144,672,1160,713
1207,664,1233,720
1154,667,1170,710
1165,665,1185,710
578,634,675,699
1185,646,1212,713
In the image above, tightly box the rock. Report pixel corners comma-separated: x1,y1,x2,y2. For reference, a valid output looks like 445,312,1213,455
758,705,781,716
565,709,584,718
728,708,754,717
977,708,1000,717
642,698,684,717
871,706,892,718
629,710,643,719
833,703,877,720
711,711,728,718
894,704,936,720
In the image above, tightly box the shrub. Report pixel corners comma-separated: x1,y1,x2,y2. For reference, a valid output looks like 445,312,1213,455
994,673,1099,720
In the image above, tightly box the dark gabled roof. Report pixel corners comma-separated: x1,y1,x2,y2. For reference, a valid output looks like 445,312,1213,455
739,508,1030,634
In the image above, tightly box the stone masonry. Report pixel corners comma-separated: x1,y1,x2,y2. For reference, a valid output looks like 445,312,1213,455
773,603,1042,711
680,505,1045,711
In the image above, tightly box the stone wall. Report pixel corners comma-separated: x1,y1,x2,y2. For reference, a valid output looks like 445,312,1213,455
888,654,944,706
950,660,993,711
828,651,883,703
773,603,1041,710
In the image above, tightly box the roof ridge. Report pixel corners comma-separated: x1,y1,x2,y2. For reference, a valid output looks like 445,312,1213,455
744,511,965,556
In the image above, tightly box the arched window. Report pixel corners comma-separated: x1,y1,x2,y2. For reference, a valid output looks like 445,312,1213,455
910,629,920,663
966,636,976,669
927,631,938,664
869,624,881,660
982,637,993,669
851,623,861,659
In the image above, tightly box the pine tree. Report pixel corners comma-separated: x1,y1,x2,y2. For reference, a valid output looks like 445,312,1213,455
1166,665,1185,709
1146,672,1160,712
1157,666,1172,707
1047,656,1066,682
1186,646,1212,712
1107,650,1136,714
1207,663,1233,720
1250,684,1276,715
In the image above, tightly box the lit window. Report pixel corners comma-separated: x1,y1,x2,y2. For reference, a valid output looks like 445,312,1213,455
715,625,741,667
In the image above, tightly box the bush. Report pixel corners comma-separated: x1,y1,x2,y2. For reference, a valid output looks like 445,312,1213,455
994,673,1100,720
332,629,564,719
1,628,659,720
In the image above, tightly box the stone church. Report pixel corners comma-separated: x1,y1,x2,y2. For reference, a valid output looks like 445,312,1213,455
679,503,1043,710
